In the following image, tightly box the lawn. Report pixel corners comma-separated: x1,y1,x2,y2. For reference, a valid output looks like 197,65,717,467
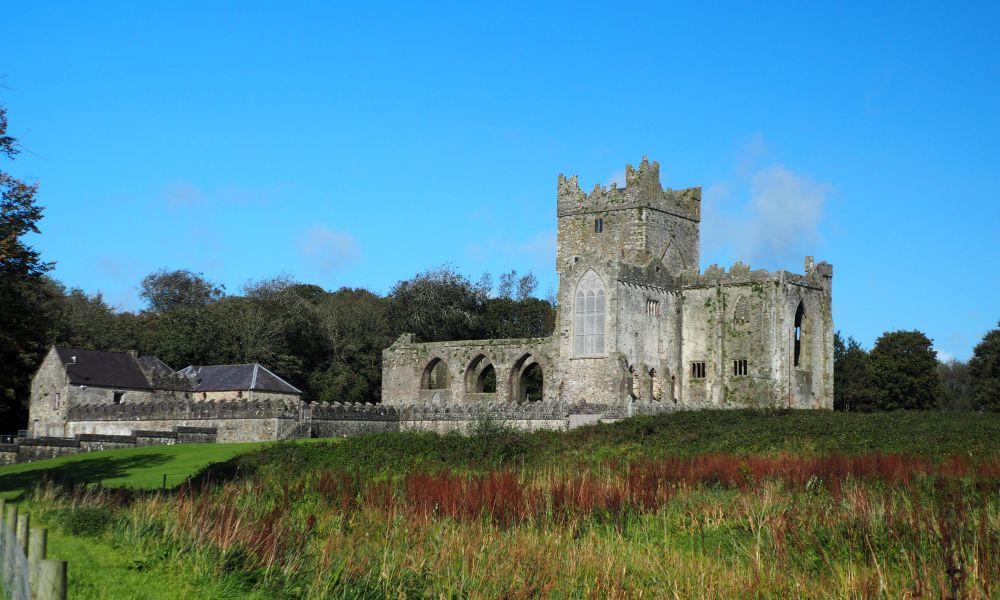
0,441,267,500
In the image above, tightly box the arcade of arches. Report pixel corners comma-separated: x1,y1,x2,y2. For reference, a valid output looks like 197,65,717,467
385,335,552,406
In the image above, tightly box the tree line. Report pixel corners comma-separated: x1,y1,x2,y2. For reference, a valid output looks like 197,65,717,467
833,327,1000,412
2,264,554,431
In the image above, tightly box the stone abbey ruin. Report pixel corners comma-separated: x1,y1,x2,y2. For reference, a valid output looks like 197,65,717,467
383,156,834,415
9,157,832,463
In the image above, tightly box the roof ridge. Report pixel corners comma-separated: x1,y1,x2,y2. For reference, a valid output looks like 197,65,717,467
255,363,303,394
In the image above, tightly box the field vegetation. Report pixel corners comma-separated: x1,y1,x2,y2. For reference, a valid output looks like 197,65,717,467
3,410,1000,599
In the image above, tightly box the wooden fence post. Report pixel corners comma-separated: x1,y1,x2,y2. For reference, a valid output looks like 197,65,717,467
16,512,30,552
4,504,16,529
38,559,67,600
29,526,48,592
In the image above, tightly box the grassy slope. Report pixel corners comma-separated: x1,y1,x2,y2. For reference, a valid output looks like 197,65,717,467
0,442,266,501
4,410,999,499
3,410,1000,599
236,410,1000,478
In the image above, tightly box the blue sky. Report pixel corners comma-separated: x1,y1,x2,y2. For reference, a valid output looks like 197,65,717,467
4,1,998,360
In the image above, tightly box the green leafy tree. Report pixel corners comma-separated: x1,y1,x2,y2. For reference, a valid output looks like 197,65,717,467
388,266,484,342
480,297,555,340
969,322,1000,411
0,105,57,431
140,268,224,314
150,306,229,369
833,331,875,411
869,330,941,410
52,286,123,350
313,287,391,403
937,358,973,411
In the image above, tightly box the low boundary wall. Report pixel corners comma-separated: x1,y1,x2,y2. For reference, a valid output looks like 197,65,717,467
5,398,679,464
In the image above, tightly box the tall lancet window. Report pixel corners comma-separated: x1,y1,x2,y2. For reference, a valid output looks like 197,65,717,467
574,270,606,356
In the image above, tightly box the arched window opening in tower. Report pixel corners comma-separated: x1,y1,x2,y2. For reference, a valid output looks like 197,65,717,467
594,217,604,233
734,295,750,325
574,271,606,356
794,302,805,368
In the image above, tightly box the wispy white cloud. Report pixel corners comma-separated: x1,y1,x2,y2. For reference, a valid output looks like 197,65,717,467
736,165,831,263
702,138,832,267
298,225,360,272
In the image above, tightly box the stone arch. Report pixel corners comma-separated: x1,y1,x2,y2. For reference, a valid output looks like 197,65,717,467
510,353,544,403
573,270,607,357
420,357,450,390
733,294,750,325
464,353,497,394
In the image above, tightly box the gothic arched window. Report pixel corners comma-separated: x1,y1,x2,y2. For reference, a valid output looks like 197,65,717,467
794,301,806,368
734,295,750,325
574,270,606,356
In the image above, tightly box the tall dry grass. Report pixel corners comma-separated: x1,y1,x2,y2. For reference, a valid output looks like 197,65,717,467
33,452,1000,598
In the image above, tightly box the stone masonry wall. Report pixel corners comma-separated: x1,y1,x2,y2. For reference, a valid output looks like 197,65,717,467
381,335,557,406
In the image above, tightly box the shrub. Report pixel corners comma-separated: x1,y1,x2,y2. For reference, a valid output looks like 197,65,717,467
55,505,115,537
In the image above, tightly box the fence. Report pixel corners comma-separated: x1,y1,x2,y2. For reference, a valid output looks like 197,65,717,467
0,500,66,600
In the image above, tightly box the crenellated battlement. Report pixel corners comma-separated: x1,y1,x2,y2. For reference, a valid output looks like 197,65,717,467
310,402,398,421
557,157,700,221
399,401,571,421
680,258,834,291
68,398,302,421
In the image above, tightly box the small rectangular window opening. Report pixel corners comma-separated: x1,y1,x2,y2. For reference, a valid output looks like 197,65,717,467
733,359,748,376
112,391,124,405
594,217,604,233
54,393,61,409
646,299,660,316
691,362,706,379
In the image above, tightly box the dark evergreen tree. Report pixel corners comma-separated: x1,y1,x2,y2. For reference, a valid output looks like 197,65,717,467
969,322,1000,411
869,330,941,410
833,331,875,411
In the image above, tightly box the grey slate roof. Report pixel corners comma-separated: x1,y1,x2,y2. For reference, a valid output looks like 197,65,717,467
175,364,302,395
55,347,161,390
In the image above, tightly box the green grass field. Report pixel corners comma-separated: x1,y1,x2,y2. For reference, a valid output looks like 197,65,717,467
2,410,999,598
0,442,265,500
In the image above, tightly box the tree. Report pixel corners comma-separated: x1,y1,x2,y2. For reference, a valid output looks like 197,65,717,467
139,268,224,314
833,331,875,411
52,286,122,350
868,330,940,410
969,322,1000,411
938,358,973,411
515,271,538,301
480,297,555,340
497,270,516,299
388,266,483,342
313,287,391,403
0,105,57,431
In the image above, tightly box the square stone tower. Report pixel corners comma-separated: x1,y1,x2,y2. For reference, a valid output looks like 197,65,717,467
555,156,701,277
